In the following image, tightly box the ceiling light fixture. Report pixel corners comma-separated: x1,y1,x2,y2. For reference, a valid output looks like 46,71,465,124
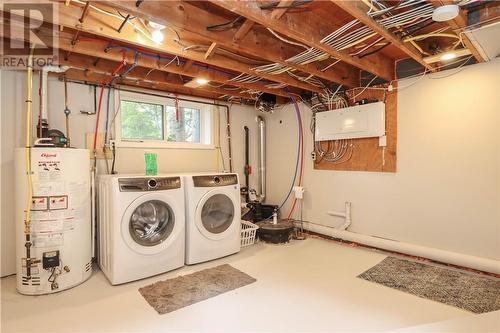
151,29,164,44
195,78,209,85
440,52,457,61
423,48,471,64
432,5,459,22
147,21,166,44
184,78,210,88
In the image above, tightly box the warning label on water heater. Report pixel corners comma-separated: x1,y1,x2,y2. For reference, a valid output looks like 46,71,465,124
49,196,68,210
31,197,48,211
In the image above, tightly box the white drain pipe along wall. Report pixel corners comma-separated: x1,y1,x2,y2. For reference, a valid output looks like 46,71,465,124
266,59,500,263
0,71,259,276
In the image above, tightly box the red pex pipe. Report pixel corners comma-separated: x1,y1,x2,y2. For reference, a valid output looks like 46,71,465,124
92,60,126,151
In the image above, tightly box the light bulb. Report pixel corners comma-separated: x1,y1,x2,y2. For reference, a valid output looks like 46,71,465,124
195,78,209,85
151,29,164,44
440,52,456,61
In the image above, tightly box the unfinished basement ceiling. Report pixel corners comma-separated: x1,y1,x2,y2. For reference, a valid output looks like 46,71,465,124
2,0,498,103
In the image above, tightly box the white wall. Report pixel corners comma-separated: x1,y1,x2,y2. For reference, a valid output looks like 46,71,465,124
0,70,260,276
266,59,500,260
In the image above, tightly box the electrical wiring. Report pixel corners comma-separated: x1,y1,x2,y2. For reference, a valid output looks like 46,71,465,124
359,42,391,58
267,28,310,50
309,89,354,165
320,59,341,72
256,1,433,83
72,0,157,44
403,33,461,43
428,56,473,80
349,75,378,101
206,16,245,32
80,38,236,78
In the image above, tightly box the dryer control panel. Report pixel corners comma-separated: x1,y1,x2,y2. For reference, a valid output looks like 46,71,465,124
193,174,238,187
118,177,181,192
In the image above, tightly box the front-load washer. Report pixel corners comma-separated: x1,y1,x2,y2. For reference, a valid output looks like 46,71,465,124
184,173,241,264
98,174,185,284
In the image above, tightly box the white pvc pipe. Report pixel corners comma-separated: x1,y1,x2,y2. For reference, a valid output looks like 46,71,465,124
327,201,352,230
302,221,500,275
41,65,69,123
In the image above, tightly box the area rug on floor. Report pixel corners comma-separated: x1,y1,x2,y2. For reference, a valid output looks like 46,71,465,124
358,256,500,314
139,264,257,314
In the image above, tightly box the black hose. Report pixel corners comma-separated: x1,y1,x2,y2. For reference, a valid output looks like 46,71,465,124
244,126,250,202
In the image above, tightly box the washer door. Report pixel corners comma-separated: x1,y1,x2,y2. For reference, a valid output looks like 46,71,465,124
122,193,177,255
195,189,238,241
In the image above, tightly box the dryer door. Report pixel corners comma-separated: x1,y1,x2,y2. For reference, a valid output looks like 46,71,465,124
121,193,178,255
195,188,239,241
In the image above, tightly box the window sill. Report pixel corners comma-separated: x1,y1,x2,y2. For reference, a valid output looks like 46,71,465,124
115,140,215,150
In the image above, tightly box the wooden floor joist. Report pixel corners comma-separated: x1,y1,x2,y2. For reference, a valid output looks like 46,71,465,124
99,1,360,87
208,0,394,81
51,2,324,93
59,52,255,99
233,19,255,42
332,0,434,71
0,10,302,97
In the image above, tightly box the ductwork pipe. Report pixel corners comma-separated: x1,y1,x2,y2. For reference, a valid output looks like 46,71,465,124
257,116,266,201
302,221,500,275
40,65,69,125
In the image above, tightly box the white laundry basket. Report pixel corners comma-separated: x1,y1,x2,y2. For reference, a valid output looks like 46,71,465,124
241,220,259,247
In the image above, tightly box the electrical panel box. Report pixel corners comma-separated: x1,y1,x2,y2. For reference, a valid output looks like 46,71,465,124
315,101,385,141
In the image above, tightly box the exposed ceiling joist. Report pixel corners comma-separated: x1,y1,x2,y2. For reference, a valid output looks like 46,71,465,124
332,0,434,71
58,52,254,99
57,68,227,101
99,1,360,87
33,3,324,94
208,0,394,81
0,16,290,99
270,0,294,20
0,20,288,102
232,19,255,42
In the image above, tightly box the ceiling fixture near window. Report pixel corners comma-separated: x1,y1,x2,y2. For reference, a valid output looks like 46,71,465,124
432,5,460,22
423,49,471,64
148,21,166,44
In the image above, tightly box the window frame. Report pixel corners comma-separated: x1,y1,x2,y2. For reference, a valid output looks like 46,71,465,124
114,91,214,150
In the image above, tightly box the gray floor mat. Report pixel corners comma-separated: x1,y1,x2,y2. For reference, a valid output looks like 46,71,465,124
139,264,256,314
358,256,500,313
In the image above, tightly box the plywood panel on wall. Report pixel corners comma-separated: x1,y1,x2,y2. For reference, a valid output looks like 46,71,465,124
314,84,397,172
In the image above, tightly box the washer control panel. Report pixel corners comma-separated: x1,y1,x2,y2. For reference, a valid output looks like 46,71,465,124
119,177,181,192
193,174,238,187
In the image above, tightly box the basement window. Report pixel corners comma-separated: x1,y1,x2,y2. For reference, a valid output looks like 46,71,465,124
115,91,213,149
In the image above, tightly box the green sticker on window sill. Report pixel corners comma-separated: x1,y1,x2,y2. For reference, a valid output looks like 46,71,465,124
144,152,158,176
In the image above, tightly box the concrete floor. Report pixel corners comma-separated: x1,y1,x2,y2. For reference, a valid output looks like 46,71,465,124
1,237,497,332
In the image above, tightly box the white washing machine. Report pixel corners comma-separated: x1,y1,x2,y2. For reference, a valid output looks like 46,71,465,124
184,173,241,264
98,175,185,284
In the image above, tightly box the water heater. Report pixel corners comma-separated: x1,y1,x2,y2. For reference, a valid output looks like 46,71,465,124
15,148,92,295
